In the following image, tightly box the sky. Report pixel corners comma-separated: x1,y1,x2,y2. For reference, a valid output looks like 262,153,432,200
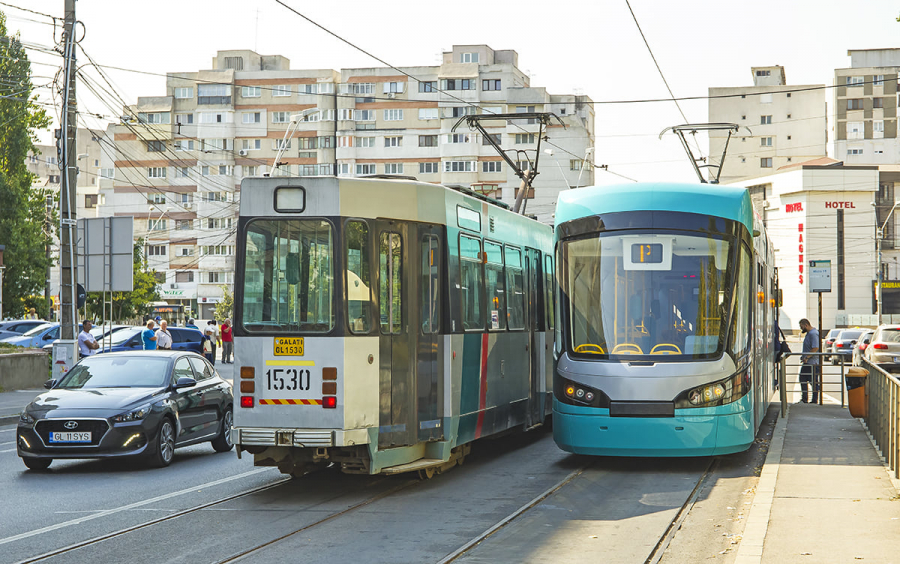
6,0,900,184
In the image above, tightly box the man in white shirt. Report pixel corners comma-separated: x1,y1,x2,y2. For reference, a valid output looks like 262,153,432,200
78,320,99,357
157,320,173,350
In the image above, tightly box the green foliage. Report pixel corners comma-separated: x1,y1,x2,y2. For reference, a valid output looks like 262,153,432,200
214,285,234,321
0,11,53,319
83,239,160,321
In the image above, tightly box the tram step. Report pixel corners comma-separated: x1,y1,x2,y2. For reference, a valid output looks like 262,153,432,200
381,458,445,475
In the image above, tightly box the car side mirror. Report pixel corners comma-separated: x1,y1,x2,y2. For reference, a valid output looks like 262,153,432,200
174,377,197,389
43,379,57,389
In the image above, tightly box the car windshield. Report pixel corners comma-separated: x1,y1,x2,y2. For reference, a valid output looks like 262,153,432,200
109,328,142,345
57,356,171,388
879,328,900,343
826,329,841,339
22,323,53,336
839,330,863,340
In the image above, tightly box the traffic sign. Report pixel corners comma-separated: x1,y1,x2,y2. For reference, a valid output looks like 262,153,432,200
809,260,831,293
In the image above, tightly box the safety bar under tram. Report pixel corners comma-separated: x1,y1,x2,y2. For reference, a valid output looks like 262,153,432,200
858,359,900,480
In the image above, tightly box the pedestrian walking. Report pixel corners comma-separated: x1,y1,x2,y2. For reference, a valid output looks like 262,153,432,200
798,318,820,403
203,334,214,363
206,321,218,364
77,319,99,357
157,320,173,350
220,319,233,363
142,320,158,351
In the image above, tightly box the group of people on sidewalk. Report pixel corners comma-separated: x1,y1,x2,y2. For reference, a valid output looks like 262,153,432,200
75,317,235,365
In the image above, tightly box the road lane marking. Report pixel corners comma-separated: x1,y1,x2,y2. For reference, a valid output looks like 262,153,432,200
0,448,16,453
0,467,272,547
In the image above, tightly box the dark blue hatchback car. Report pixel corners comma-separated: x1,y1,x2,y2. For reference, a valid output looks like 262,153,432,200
103,327,204,354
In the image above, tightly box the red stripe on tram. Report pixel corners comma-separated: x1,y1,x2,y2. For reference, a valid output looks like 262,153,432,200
475,332,489,438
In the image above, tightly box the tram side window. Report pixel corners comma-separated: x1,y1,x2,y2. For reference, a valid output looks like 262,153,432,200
484,241,506,331
506,246,525,330
380,233,402,334
544,255,555,330
346,220,372,334
731,245,752,355
459,235,484,330
421,235,440,334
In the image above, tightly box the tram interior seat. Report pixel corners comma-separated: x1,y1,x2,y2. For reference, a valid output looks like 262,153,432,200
650,343,682,355
611,343,643,355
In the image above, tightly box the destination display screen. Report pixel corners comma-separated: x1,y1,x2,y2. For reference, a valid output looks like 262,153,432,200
631,243,663,264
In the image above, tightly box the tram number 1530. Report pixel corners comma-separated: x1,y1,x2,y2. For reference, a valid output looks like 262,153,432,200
266,368,311,391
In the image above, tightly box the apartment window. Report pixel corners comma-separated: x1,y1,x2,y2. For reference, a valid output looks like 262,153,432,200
174,140,194,151
515,133,535,144
450,106,476,118
272,111,290,124
846,76,864,86
384,163,404,175
760,158,772,168
175,271,194,283
847,99,863,110
756,70,770,77
874,98,884,109
419,135,438,147
418,108,439,120
176,167,189,178
446,133,469,144
244,165,259,176
847,122,863,139
384,109,404,121
147,245,166,256
100,168,114,179
203,191,226,202
179,194,192,205
219,165,233,176
787,114,791,119
147,140,165,152
138,112,171,124
175,113,193,125
356,164,376,175
482,133,501,146
786,93,791,98
83,194,99,209
875,120,885,138
874,75,885,86
297,83,318,95
176,220,192,231
570,159,584,171
350,83,374,95
338,136,352,148
384,136,402,148
319,109,335,121
444,161,475,173
206,218,234,229
202,246,234,256
461,52,479,63
441,79,476,91
516,105,537,124
149,219,167,231
741,115,746,120
241,86,261,98
482,161,502,173
242,112,261,124
787,135,792,140
148,193,166,205
207,272,230,284
197,84,230,104
199,112,230,124
273,139,291,150
355,110,376,122
177,247,193,257
482,79,501,91
419,162,439,174
418,81,437,93
358,137,375,148
517,161,532,172
318,164,333,176
338,109,354,121
760,93,773,104
148,167,166,178
303,111,320,122
760,137,773,147
48,175,60,184
273,85,291,97
241,139,261,151
760,115,772,125
847,148,864,155
202,139,232,152
202,166,210,176
298,138,318,150
174,87,193,99
383,81,405,93
339,163,351,176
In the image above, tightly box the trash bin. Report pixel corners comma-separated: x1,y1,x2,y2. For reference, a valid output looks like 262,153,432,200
846,366,868,418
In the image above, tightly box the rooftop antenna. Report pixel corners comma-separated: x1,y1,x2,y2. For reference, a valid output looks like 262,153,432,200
659,123,748,184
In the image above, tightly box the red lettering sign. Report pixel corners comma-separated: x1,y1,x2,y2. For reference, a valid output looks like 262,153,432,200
825,202,857,209
786,202,804,213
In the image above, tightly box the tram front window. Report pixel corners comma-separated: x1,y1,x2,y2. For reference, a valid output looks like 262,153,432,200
561,231,748,360
242,219,334,333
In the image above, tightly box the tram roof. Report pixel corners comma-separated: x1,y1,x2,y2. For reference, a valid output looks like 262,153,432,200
554,182,754,233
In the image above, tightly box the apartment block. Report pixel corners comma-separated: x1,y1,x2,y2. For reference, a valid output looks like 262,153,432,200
98,45,595,317
708,66,827,185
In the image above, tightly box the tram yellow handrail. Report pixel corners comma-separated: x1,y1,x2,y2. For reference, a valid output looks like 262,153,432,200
574,343,605,354
651,344,682,355
611,343,643,355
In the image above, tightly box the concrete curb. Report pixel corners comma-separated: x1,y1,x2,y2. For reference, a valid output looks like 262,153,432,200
733,402,789,564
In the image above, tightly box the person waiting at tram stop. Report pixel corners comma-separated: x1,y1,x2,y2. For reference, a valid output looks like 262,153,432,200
798,318,820,403
142,320,158,351
220,319,233,364
77,319,99,357
156,320,173,351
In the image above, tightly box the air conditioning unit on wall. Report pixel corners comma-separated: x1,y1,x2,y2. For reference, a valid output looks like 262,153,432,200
238,149,248,156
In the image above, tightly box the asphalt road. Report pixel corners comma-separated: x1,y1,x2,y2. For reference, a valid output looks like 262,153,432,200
0,400,776,564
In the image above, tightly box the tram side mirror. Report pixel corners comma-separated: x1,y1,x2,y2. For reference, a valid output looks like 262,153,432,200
776,289,783,307
285,252,300,285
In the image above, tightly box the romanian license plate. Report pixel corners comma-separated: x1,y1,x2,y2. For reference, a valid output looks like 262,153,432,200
49,432,91,443
893,357,900,363
274,337,304,356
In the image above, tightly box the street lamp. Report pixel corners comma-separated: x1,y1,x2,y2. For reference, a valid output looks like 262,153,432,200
575,147,594,189
267,108,319,177
873,200,900,325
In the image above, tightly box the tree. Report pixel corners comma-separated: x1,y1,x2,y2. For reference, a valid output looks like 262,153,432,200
83,239,160,322
0,11,53,319
214,285,234,321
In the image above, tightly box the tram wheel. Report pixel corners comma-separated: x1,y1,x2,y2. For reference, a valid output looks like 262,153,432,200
418,467,436,480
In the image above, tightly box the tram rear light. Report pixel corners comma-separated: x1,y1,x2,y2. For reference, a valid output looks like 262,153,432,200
323,396,337,409
240,381,255,394
240,396,254,408
873,343,888,349
322,367,337,380
240,367,254,379
322,381,337,395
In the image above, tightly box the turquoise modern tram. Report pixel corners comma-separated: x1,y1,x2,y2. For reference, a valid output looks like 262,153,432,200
231,176,555,477
552,183,775,456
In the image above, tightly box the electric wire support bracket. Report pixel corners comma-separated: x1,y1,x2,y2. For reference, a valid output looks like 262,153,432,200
452,112,565,214
659,123,746,184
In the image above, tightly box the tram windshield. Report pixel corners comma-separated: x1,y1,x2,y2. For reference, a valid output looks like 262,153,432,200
241,219,334,333
561,230,750,361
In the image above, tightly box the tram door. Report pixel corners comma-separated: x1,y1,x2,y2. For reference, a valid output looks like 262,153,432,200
417,226,443,442
525,248,544,427
378,223,415,448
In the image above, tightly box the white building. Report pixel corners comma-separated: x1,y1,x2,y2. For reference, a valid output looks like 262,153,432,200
709,66,827,185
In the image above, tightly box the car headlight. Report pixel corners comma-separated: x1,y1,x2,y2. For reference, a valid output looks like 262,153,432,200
112,405,150,423
19,412,35,425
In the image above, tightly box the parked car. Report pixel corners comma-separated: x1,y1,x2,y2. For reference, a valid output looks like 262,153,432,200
98,326,204,354
0,320,51,341
42,324,132,353
823,328,842,363
17,351,234,470
2,323,107,349
864,324,900,372
852,330,875,366
831,329,865,364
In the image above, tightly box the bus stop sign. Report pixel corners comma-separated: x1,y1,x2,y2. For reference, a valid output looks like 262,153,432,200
809,260,831,293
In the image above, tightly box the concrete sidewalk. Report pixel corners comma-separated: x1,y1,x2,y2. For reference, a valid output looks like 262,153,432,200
0,388,43,426
736,403,900,564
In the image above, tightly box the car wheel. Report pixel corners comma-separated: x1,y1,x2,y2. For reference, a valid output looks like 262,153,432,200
23,458,52,471
150,418,176,468
211,407,233,453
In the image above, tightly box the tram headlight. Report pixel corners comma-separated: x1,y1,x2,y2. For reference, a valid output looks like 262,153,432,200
675,367,751,409
556,377,609,408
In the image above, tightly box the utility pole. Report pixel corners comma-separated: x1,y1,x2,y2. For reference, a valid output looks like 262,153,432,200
59,0,78,345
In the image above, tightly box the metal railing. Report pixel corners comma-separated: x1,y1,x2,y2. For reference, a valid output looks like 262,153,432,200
777,352,848,418
859,358,900,480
